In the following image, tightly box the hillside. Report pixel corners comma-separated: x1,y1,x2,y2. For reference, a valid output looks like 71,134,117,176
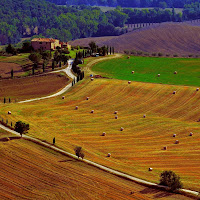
69,23,200,55
0,130,192,200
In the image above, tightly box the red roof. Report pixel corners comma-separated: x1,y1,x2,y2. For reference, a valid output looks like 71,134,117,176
31,38,57,42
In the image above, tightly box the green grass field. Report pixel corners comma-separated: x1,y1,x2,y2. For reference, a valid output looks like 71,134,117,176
92,56,200,87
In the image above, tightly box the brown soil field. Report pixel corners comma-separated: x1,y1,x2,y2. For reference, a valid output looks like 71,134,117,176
0,73,69,102
0,62,23,78
0,130,194,200
69,23,200,55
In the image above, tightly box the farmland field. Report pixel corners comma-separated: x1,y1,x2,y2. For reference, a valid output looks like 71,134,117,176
0,73,69,102
92,55,200,86
1,75,200,191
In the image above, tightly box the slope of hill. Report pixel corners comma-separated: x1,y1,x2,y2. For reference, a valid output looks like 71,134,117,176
0,130,192,200
69,23,200,55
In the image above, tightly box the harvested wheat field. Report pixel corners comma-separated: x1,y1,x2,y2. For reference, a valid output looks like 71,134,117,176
1,77,200,192
0,73,69,102
0,130,193,200
0,62,23,78
69,23,200,55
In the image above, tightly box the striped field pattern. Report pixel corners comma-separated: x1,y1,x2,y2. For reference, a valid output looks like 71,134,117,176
1,77,200,192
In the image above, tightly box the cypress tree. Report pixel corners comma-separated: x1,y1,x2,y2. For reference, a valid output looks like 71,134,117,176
4,97,6,104
9,98,11,103
59,61,61,68
32,67,35,75
52,61,55,70
6,119,8,124
72,81,73,86
43,63,45,72
110,47,112,55
11,69,14,78
53,137,55,145
11,122,12,127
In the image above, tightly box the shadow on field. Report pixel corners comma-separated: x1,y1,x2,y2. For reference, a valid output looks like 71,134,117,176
58,159,77,162
140,188,173,198
0,136,21,142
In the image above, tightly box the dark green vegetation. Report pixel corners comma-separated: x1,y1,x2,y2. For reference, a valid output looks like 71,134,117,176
49,0,199,8
14,121,30,137
92,56,200,86
1,0,200,46
160,170,183,192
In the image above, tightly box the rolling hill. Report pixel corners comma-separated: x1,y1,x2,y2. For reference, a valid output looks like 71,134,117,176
69,23,200,55
0,130,192,200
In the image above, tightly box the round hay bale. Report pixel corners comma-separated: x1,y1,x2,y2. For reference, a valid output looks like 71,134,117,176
174,71,177,74
107,153,111,157
91,78,94,81
114,111,118,114
196,88,199,91
7,111,11,115
173,91,176,94
149,168,153,171
62,96,65,99
91,110,94,113
173,134,176,137
132,71,135,74
127,56,130,59
143,114,146,118
115,115,118,119
158,74,160,77
86,97,90,100
120,127,124,131
75,106,78,110
163,146,167,150
102,132,106,136
128,81,131,84
175,140,179,144
189,132,193,136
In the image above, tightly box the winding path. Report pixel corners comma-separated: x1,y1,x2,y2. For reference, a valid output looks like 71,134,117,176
0,55,199,198
18,59,76,103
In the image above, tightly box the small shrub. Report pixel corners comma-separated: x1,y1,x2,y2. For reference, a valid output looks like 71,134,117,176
173,54,178,57
124,50,130,55
158,52,163,57
166,54,170,57
74,146,84,159
159,170,183,192
152,53,157,56
137,51,143,56
188,54,193,57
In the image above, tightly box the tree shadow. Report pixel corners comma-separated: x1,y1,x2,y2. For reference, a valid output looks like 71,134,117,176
58,159,77,162
140,187,173,198
0,136,21,142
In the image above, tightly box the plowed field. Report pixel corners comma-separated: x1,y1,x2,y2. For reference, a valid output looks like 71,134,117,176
0,130,192,200
1,77,200,191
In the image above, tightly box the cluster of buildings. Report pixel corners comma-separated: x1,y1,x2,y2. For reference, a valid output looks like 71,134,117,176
31,38,71,51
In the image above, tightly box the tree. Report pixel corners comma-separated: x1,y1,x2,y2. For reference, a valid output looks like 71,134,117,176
11,69,13,78
159,170,183,191
74,146,84,159
29,53,42,68
14,121,30,137
4,97,6,104
53,137,55,145
89,41,97,53
6,44,17,55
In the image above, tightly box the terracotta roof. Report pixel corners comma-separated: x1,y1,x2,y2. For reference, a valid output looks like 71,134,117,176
31,38,58,42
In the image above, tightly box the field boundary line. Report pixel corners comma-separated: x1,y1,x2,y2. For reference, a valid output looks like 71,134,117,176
0,123,199,198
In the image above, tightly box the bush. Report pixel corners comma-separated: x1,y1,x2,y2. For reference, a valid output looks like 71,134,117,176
158,52,163,57
159,170,183,192
152,53,157,56
74,146,84,159
173,54,178,57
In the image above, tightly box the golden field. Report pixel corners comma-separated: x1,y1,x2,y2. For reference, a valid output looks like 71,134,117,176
1,76,200,192
0,129,193,200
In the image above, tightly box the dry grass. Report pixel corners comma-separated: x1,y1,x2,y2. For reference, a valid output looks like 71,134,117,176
0,130,193,200
1,77,200,192
0,73,69,101
69,23,200,55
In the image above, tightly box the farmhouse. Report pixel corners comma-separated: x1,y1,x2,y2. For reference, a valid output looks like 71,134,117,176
31,38,71,51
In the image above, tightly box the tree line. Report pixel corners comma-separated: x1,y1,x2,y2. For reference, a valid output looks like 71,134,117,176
1,0,199,45
49,0,199,8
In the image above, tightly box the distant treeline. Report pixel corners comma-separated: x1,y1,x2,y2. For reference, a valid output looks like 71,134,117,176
0,0,199,45
48,0,199,8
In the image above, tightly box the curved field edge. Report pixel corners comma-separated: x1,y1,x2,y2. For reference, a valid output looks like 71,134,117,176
0,73,69,102
1,77,200,192
92,55,200,87
0,129,196,200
